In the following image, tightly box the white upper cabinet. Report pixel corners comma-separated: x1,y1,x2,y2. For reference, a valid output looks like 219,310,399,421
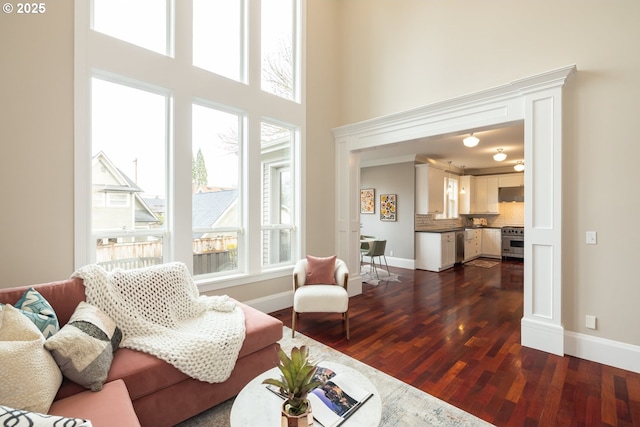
415,164,445,214
498,173,524,188
473,176,499,214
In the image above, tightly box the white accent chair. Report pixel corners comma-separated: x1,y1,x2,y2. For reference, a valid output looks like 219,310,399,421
291,258,350,339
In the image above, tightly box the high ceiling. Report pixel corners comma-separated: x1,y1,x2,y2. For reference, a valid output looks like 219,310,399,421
359,121,525,175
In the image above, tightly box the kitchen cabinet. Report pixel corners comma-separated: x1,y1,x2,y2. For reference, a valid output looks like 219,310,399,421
498,173,524,188
481,228,502,258
473,176,499,214
415,164,445,215
458,175,475,215
463,229,481,262
415,232,455,272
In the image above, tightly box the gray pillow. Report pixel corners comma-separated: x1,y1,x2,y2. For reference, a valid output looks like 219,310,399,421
44,302,122,391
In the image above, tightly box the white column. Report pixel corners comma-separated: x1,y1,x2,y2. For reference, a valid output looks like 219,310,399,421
521,87,565,355
335,135,363,296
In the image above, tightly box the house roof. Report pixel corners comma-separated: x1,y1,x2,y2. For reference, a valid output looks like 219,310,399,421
93,151,159,225
141,189,238,233
192,190,238,229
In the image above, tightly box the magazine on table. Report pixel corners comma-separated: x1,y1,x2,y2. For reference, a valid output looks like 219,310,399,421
266,365,374,427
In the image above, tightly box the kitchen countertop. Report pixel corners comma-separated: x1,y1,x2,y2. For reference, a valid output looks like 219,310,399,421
415,226,503,233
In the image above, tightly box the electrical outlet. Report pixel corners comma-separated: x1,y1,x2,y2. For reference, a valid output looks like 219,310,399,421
586,231,597,245
585,315,597,329
389,250,394,256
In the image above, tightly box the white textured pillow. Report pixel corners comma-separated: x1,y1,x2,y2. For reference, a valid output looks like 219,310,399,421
0,305,63,414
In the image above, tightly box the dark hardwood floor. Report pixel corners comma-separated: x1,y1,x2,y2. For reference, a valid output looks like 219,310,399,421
270,259,640,426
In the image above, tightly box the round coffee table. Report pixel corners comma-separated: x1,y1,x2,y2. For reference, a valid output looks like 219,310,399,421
230,361,381,426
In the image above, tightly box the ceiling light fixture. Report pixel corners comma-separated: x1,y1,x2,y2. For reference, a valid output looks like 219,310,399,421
514,161,525,172
463,133,479,147
460,165,466,194
493,148,507,162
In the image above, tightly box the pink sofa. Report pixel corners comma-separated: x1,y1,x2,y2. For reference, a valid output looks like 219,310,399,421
0,277,283,427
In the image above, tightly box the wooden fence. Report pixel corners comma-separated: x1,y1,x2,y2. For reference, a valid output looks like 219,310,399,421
96,237,237,273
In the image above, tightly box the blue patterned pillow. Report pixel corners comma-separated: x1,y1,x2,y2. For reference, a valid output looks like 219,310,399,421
12,288,59,338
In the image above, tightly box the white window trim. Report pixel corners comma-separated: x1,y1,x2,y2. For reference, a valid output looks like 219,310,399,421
74,0,306,290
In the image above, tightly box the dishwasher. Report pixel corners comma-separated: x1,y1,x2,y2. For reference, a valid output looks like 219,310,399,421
455,230,465,264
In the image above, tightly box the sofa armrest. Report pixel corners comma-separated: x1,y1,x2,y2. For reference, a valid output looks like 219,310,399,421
49,379,140,427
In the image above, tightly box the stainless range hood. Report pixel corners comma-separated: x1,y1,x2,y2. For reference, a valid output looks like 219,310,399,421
498,187,524,202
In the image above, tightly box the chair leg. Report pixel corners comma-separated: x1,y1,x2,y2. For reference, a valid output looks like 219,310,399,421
369,256,378,279
291,310,297,338
344,311,350,340
382,254,390,276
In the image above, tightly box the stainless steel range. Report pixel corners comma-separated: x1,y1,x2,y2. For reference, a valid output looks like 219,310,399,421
502,226,524,259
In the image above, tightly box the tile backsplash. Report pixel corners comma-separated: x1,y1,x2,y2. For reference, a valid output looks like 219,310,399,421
415,202,524,230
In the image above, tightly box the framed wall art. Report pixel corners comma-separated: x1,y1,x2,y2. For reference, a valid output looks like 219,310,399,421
360,188,375,214
380,194,396,221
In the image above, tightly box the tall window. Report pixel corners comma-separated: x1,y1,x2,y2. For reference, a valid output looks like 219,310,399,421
75,1,304,287
192,104,241,275
261,122,295,266
261,0,297,101
443,176,459,219
92,0,170,55
193,0,244,81
91,78,168,269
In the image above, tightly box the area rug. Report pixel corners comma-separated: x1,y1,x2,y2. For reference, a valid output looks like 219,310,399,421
177,326,494,427
360,264,400,286
465,259,500,269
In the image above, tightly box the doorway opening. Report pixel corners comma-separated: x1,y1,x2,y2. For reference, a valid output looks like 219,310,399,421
333,65,575,356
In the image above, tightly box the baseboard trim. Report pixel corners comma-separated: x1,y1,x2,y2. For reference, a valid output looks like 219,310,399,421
521,317,564,356
379,256,415,270
243,290,292,314
565,331,640,374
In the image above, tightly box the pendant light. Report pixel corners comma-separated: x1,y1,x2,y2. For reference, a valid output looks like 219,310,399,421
460,165,466,194
463,133,479,147
514,161,525,171
493,148,507,162
446,161,452,194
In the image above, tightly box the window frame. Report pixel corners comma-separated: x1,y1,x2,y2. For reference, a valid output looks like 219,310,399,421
74,0,306,291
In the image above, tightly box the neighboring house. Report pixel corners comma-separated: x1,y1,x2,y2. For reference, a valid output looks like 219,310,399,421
142,189,239,241
191,190,238,239
92,151,159,235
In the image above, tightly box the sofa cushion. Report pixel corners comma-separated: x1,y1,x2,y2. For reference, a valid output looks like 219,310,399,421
0,405,91,427
100,302,283,401
44,302,122,392
13,287,60,338
236,302,283,358
49,379,141,427
0,305,63,414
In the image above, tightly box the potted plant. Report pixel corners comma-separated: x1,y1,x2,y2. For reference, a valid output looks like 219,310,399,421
262,345,323,427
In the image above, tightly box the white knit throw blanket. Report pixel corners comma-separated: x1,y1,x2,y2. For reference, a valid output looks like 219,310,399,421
72,262,246,383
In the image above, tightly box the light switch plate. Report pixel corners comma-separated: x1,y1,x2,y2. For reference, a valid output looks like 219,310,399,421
586,231,597,245
586,315,597,329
